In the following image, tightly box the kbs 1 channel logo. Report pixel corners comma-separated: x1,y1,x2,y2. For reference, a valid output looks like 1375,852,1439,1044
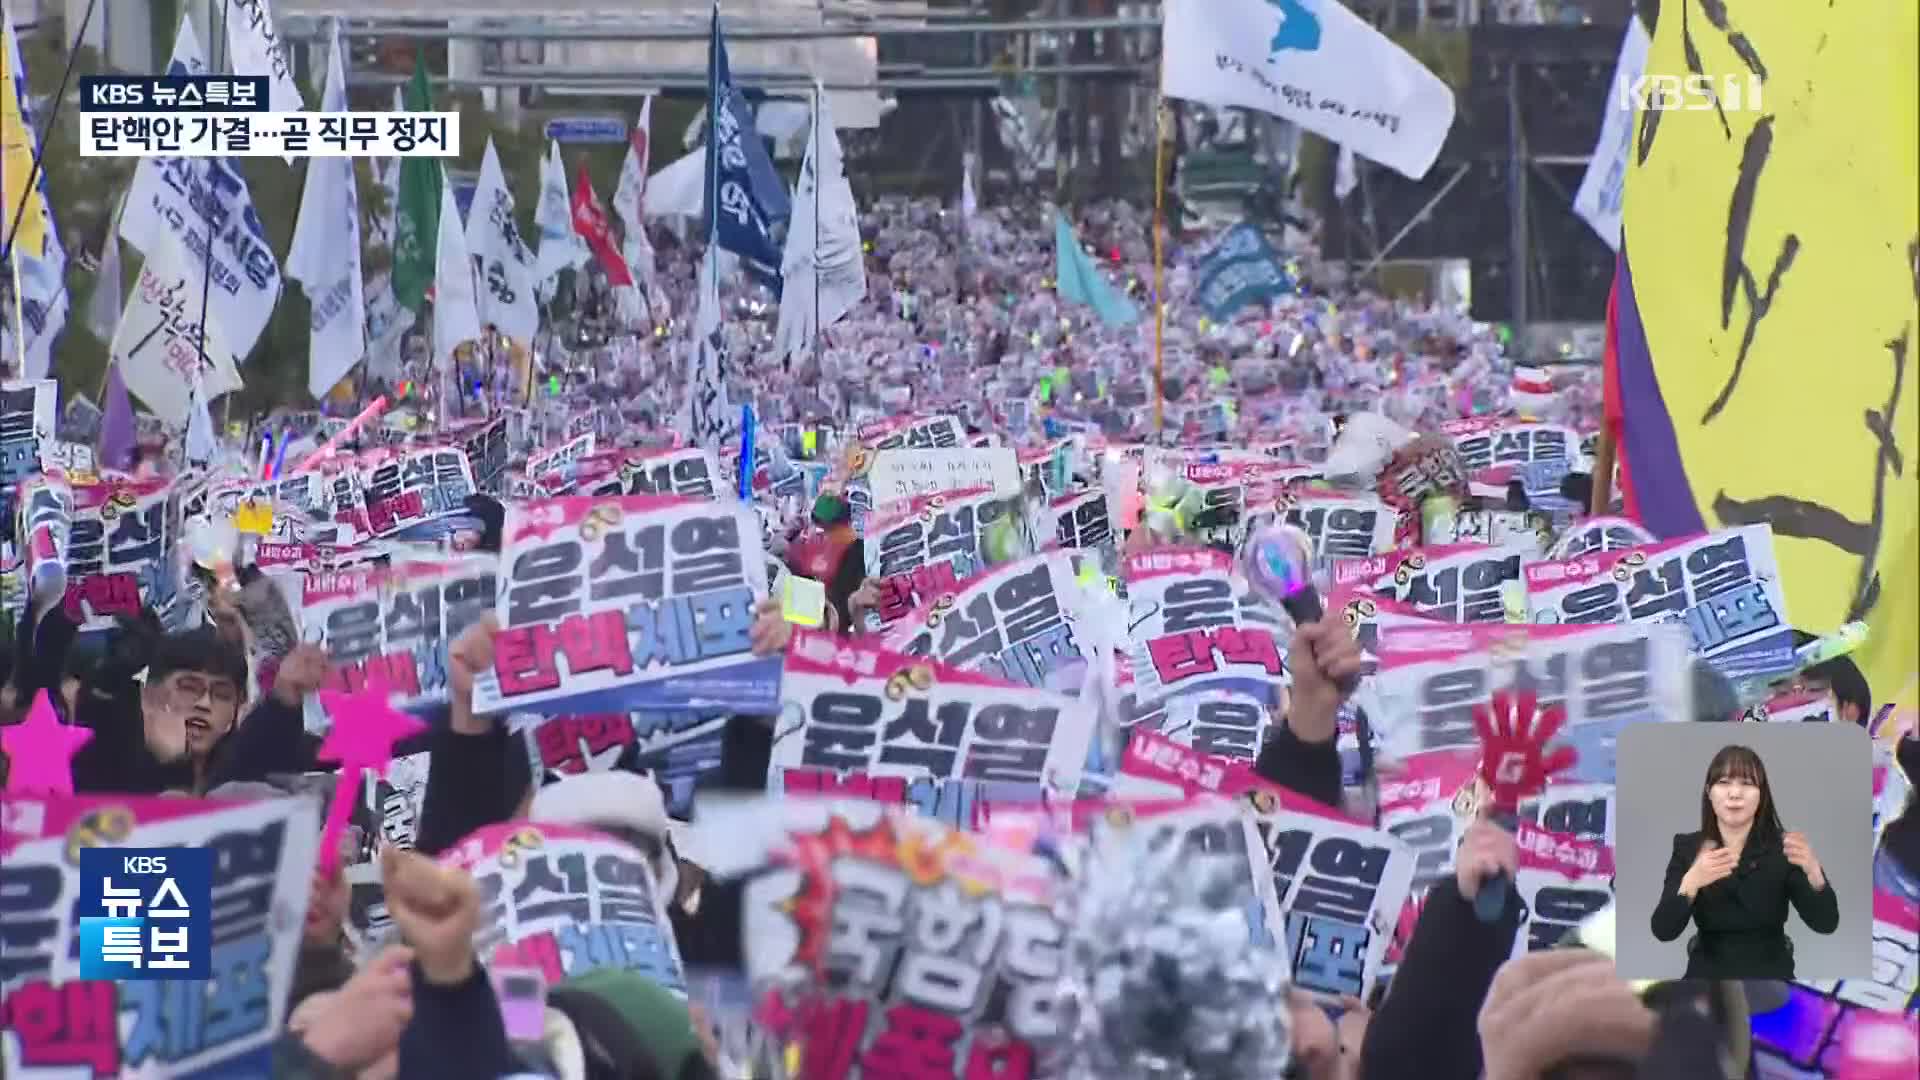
76,847,215,981
78,74,459,159
1614,73,1764,115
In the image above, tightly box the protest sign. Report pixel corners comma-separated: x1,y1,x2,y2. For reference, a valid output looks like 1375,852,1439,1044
301,557,497,711
742,802,1070,1078
1523,524,1795,681
1756,891,1918,1077
1121,546,1288,705
883,552,1096,696
357,445,479,540
471,495,780,715
862,488,1017,628
1440,417,1582,474
1376,747,1482,900
438,822,686,994
770,627,1095,811
1246,791,1415,1001
1046,490,1113,555
521,711,731,820
866,447,1022,508
1510,822,1616,955
59,477,172,631
1371,621,1694,779
1280,490,1399,567
1,380,55,529
0,793,319,1078
616,446,722,500
855,413,964,452
1334,540,1534,625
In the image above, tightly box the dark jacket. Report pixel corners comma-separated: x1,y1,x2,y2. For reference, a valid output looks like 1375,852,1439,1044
398,961,516,1080
1650,830,1839,979
1359,879,1524,1080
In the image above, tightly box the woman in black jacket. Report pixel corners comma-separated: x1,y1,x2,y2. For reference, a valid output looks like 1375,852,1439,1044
1650,744,1838,979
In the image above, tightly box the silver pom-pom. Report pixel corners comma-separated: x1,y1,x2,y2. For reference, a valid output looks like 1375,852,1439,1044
1060,817,1293,1079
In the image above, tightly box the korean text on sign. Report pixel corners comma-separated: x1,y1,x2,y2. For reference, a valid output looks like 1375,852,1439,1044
473,496,780,715
884,552,1095,694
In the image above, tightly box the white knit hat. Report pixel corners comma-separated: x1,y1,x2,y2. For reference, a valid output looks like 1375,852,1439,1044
1510,366,1556,417
529,771,672,840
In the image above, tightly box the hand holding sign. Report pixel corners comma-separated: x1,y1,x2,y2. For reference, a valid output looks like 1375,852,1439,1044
1470,690,1578,922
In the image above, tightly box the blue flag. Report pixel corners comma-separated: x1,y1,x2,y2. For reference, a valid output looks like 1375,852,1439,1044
1193,222,1294,321
1052,212,1139,327
705,13,785,291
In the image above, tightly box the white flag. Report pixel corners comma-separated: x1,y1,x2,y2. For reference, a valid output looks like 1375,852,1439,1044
685,250,736,452
774,90,867,362
961,150,979,222
1335,144,1359,201
225,0,303,115
110,232,244,426
363,272,413,383
1573,18,1650,251
612,96,657,293
1161,0,1455,181
432,177,483,366
184,383,218,463
286,22,365,399
120,17,283,359
367,86,405,252
466,139,540,343
533,140,589,292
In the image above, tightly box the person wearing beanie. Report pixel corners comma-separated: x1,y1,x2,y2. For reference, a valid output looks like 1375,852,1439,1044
541,969,718,1080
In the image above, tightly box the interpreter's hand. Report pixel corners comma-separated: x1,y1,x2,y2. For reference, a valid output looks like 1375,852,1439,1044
1679,841,1738,898
1784,831,1826,890
1456,816,1520,902
381,847,480,987
447,613,499,735
271,644,329,708
1478,950,1657,1080
291,945,416,1069
1285,614,1364,745
749,596,794,657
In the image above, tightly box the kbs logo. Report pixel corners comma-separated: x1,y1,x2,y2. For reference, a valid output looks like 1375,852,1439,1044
1616,74,1764,114
75,847,214,980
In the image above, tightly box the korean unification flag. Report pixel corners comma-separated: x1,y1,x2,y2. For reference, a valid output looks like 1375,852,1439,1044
120,17,284,359
1161,0,1456,181
704,12,787,292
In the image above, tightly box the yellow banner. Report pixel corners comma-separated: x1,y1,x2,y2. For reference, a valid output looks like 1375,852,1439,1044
0,19,49,260
1622,2,1919,718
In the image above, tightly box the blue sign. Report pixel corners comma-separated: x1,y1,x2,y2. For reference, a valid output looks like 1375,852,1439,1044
1193,222,1295,321
78,847,214,981
544,116,628,143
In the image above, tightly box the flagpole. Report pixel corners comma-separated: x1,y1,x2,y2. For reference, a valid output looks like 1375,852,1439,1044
197,0,236,441
7,242,28,379
810,82,821,376
1151,98,1169,435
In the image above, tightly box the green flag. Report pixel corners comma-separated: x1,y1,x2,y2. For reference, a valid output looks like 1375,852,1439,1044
391,53,442,311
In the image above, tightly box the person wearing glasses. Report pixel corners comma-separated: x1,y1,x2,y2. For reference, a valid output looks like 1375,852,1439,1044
12,576,331,796
1651,744,1839,979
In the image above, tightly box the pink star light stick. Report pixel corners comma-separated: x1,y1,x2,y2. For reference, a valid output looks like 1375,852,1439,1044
314,683,427,878
1,690,93,796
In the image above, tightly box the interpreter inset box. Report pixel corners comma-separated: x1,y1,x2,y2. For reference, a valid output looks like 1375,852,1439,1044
1612,723,1871,981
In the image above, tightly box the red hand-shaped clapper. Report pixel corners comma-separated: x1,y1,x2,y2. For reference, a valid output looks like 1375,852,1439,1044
1468,690,1579,923
1472,689,1579,813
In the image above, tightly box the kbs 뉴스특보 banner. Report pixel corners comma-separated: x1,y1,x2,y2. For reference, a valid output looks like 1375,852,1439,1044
0,793,320,1078
471,495,780,716
768,627,1097,820
437,823,686,995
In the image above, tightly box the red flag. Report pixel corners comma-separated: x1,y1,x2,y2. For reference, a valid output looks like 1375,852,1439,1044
570,160,635,288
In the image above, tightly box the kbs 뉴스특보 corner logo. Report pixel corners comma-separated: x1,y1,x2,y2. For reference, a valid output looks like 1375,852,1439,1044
76,847,214,981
